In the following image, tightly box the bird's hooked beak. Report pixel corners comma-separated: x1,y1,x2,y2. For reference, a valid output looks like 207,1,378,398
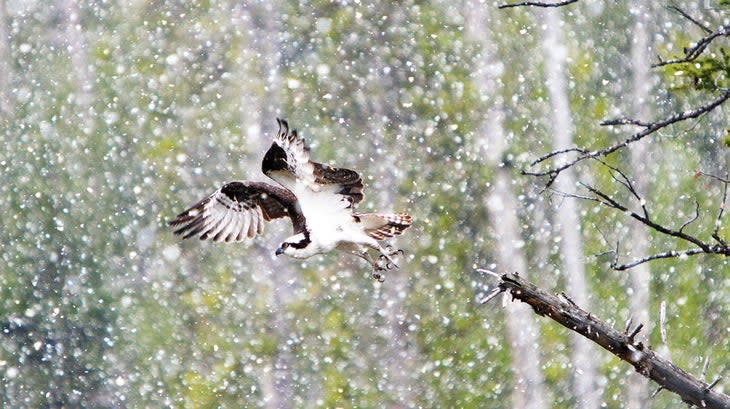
275,247,285,256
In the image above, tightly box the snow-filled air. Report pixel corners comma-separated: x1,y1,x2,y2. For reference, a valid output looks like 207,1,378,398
1,0,728,408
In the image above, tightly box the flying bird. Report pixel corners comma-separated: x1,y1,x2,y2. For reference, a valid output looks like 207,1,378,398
168,118,412,279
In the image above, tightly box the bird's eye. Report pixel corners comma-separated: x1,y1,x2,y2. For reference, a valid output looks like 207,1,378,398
282,242,289,249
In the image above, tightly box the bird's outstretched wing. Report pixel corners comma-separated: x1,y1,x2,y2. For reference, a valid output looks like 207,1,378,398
168,181,305,243
262,118,364,207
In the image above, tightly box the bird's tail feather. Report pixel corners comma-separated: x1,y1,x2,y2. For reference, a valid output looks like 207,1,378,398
356,212,413,241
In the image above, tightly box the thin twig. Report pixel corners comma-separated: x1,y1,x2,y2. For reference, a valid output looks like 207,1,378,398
478,287,503,304
701,171,730,246
668,5,712,34
594,159,650,219
476,268,502,279
612,240,621,268
593,225,612,249
678,201,701,234
628,323,644,343
702,356,711,380
699,171,730,184
548,188,601,204
705,376,722,392
498,0,577,9
560,291,578,308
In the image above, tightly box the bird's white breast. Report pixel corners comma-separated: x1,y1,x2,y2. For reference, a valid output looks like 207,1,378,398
295,184,358,252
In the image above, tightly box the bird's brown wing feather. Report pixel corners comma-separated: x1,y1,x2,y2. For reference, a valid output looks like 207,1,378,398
168,181,306,243
262,118,364,207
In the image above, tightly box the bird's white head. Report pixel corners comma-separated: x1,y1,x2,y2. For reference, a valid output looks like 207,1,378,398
275,233,314,259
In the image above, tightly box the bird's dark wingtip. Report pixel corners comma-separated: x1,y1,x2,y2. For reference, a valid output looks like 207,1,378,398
276,117,289,133
167,214,189,226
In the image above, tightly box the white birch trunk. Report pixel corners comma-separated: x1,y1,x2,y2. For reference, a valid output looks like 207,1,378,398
235,4,295,408
465,2,549,408
0,0,11,117
55,1,109,405
372,116,419,408
541,9,601,409
60,0,94,131
486,173,551,409
626,1,653,407
366,8,420,397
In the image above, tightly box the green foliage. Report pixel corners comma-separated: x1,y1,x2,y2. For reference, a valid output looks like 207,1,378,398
665,48,730,91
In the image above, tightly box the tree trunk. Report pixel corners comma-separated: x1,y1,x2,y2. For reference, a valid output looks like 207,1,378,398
236,4,295,408
487,173,552,409
465,2,549,408
366,10,420,400
541,9,601,409
60,0,94,130
0,0,11,117
371,117,419,408
626,1,653,407
52,1,106,406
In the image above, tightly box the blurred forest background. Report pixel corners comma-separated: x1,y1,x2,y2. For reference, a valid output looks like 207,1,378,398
1,0,728,408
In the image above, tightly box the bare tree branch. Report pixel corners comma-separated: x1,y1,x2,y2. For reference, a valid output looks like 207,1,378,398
599,118,652,127
481,272,730,409
549,161,730,270
498,0,577,9
707,377,723,392
653,24,730,68
524,89,730,186
700,171,730,184
528,147,589,167
611,248,708,271
583,176,730,268
523,7,730,268
579,181,710,250
702,356,711,380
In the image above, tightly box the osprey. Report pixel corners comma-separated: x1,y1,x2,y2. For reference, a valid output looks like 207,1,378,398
168,118,412,279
